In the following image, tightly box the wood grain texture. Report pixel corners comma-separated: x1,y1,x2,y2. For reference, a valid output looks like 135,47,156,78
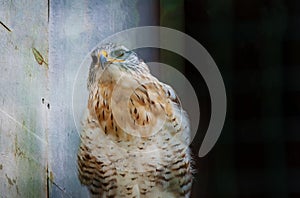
48,0,143,197
0,0,49,197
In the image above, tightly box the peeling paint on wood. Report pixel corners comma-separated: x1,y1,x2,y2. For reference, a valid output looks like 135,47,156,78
32,48,48,69
5,174,14,186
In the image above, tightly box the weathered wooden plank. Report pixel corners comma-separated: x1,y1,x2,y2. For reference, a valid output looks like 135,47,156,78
0,0,49,197
48,0,141,196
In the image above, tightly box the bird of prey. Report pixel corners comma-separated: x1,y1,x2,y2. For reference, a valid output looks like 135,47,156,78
77,43,193,198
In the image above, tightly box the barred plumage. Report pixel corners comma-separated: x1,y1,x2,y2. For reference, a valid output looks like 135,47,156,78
78,43,193,197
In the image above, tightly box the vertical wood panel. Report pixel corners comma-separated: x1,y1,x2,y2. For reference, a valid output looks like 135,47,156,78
0,0,49,197
48,0,140,196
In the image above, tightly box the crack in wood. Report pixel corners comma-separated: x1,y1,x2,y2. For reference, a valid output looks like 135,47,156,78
0,21,12,32
50,180,73,198
48,0,50,22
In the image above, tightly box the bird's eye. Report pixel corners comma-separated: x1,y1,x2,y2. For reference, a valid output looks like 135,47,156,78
111,49,125,58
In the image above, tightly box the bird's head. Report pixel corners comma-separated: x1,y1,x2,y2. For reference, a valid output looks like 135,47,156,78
90,43,150,71
88,43,150,89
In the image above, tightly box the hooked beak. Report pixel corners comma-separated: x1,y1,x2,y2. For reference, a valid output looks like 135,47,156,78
97,50,108,69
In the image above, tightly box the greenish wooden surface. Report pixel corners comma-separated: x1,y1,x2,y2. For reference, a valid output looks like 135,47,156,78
0,0,49,197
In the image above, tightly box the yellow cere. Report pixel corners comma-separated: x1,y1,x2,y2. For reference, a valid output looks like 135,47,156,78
100,50,108,58
97,50,108,60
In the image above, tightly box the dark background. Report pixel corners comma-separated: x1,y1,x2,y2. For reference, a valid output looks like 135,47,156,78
137,0,300,197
